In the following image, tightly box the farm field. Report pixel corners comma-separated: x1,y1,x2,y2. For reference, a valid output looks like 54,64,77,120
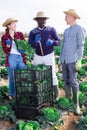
0,78,84,130
0,37,87,130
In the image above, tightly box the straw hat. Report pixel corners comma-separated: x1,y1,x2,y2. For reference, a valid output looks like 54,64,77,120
33,11,49,20
63,9,80,19
2,18,18,27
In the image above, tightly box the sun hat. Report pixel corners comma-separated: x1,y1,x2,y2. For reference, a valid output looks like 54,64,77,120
33,11,49,20
2,18,18,27
63,9,80,19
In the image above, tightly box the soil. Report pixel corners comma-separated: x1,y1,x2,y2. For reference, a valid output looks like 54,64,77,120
0,78,81,130
60,112,80,130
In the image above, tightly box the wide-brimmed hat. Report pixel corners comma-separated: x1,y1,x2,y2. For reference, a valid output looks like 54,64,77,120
63,9,80,19
33,11,49,20
2,18,18,27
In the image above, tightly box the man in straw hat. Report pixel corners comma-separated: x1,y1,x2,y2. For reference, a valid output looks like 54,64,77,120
1,18,26,99
60,9,86,114
28,11,60,100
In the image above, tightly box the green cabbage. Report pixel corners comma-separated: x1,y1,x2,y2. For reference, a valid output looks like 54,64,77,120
79,81,87,91
42,107,60,122
57,97,72,109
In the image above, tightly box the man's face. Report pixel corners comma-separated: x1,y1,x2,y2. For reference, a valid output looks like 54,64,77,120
36,18,47,28
65,14,75,25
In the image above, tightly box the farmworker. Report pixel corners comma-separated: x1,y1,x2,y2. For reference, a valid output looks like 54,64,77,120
1,18,26,99
60,9,85,114
28,11,60,100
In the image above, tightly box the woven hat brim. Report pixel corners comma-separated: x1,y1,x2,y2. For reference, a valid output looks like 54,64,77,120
64,11,80,19
2,19,18,27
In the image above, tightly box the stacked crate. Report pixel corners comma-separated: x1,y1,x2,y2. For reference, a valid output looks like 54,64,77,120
14,66,53,119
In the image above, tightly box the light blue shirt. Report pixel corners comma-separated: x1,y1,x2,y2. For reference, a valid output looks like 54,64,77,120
60,24,85,63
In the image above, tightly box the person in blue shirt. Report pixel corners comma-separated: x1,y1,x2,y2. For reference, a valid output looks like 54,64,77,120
28,11,60,100
60,9,85,114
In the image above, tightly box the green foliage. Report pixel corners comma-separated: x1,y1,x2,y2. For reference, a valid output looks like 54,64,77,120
79,81,87,91
0,67,8,79
76,115,87,130
77,66,87,80
14,39,35,62
58,79,64,88
57,97,73,110
79,91,87,106
16,120,25,130
16,120,40,130
0,105,8,114
25,42,35,62
54,38,63,56
0,85,9,92
0,85,9,102
56,72,64,88
54,46,62,56
34,64,50,71
82,58,87,64
0,104,16,122
83,37,87,56
41,107,60,122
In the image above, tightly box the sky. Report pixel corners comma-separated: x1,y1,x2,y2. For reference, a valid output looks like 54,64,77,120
0,0,87,34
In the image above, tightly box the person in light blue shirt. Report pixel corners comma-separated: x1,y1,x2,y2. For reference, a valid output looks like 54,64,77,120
60,9,85,114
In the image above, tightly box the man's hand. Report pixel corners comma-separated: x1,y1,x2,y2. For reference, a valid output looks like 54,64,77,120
35,34,41,43
46,39,53,46
76,60,82,71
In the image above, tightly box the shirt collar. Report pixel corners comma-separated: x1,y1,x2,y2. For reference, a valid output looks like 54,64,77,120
37,26,46,30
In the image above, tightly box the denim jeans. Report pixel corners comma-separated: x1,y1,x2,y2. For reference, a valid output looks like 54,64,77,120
8,54,26,96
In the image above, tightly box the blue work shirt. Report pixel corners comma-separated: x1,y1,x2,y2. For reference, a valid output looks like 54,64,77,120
60,24,85,63
28,26,60,56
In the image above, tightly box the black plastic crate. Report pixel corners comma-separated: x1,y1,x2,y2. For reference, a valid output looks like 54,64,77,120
15,100,53,119
16,89,53,107
15,106,39,120
35,68,52,81
15,78,52,95
36,78,52,93
14,66,53,95
14,66,53,107
14,66,52,82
